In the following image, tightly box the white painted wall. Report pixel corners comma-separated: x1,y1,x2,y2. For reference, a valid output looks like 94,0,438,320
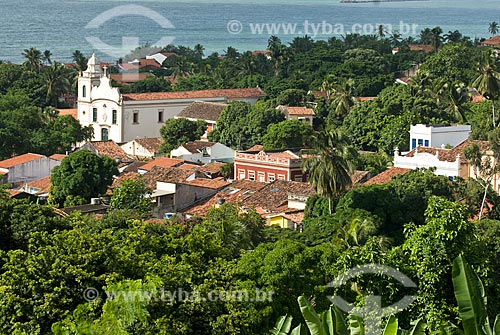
171,143,235,164
121,140,155,158
394,151,460,177
3,158,61,184
410,124,471,150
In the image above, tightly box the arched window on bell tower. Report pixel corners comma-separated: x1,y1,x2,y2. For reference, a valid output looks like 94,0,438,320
82,85,86,98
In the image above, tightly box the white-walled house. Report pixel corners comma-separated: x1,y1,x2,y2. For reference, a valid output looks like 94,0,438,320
0,153,61,185
409,124,471,150
170,141,235,164
77,54,265,143
121,137,163,158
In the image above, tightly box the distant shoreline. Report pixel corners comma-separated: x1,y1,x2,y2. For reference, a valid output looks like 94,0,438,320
340,0,429,3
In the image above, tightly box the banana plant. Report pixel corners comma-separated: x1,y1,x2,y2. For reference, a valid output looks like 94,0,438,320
272,296,425,335
452,255,500,335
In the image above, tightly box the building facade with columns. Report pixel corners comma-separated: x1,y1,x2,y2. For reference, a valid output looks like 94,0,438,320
77,54,265,143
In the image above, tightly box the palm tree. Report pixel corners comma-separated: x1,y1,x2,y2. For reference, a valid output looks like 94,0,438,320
42,50,52,65
441,82,470,123
171,56,192,79
22,47,42,72
72,50,88,71
472,50,500,127
193,43,205,60
489,21,499,36
289,35,314,53
431,26,443,51
444,30,463,44
238,51,256,76
267,35,286,77
377,24,386,39
419,27,433,45
330,79,357,117
389,31,402,47
41,62,71,107
301,129,357,214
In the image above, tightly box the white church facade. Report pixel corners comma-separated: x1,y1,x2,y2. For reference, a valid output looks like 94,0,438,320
77,54,265,143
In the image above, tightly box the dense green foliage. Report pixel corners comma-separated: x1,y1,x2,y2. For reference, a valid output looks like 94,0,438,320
159,118,207,154
50,150,118,207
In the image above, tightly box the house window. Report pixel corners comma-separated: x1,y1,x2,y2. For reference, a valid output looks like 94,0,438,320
268,173,275,182
411,139,416,150
238,169,245,180
158,110,164,123
417,139,423,146
277,174,286,181
82,85,86,98
258,172,265,182
424,140,429,147
92,108,97,122
133,111,139,124
248,171,255,181
294,175,303,182
112,110,117,124
101,128,109,141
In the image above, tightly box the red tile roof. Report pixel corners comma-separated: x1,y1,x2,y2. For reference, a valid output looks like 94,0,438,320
404,139,489,164
134,137,163,154
26,176,51,194
58,108,78,119
196,162,225,175
357,97,377,102
0,153,45,168
122,88,265,102
184,177,230,189
139,58,161,69
49,154,67,161
82,141,132,162
408,44,434,53
182,179,267,216
364,168,412,186
119,63,140,72
139,157,185,171
481,36,500,47
242,180,315,214
7,190,23,198
246,145,263,152
472,95,486,103
278,106,315,116
179,163,200,170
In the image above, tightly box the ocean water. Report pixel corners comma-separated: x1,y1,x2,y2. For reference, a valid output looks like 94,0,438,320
1,0,500,64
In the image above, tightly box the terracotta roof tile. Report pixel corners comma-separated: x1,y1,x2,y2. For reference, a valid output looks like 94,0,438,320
278,105,315,116
139,157,185,171
481,36,500,46
176,101,227,121
404,139,489,164
58,108,78,119
7,190,23,197
246,145,263,152
111,172,139,189
364,168,412,186
182,179,267,216
196,162,225,175
0,153,45,168
82,141,132,162
142,166,194,188
408,44,434,53
179,163,200,170
139,58,161,69
134,137,163,154
123,88,265,102
184,177,230,189
49,154,67,161
242,180,315,213
26,176,51,194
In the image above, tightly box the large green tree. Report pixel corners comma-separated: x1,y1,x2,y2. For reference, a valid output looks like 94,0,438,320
159,118,207,154
263,120,313,150
50,150,118,207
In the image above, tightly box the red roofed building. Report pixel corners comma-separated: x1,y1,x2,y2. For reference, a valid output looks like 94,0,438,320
234,148,305,183
0,153,61,185
77,54,266,143
138,157,185,173
277,105,315,126
481,36,500,47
